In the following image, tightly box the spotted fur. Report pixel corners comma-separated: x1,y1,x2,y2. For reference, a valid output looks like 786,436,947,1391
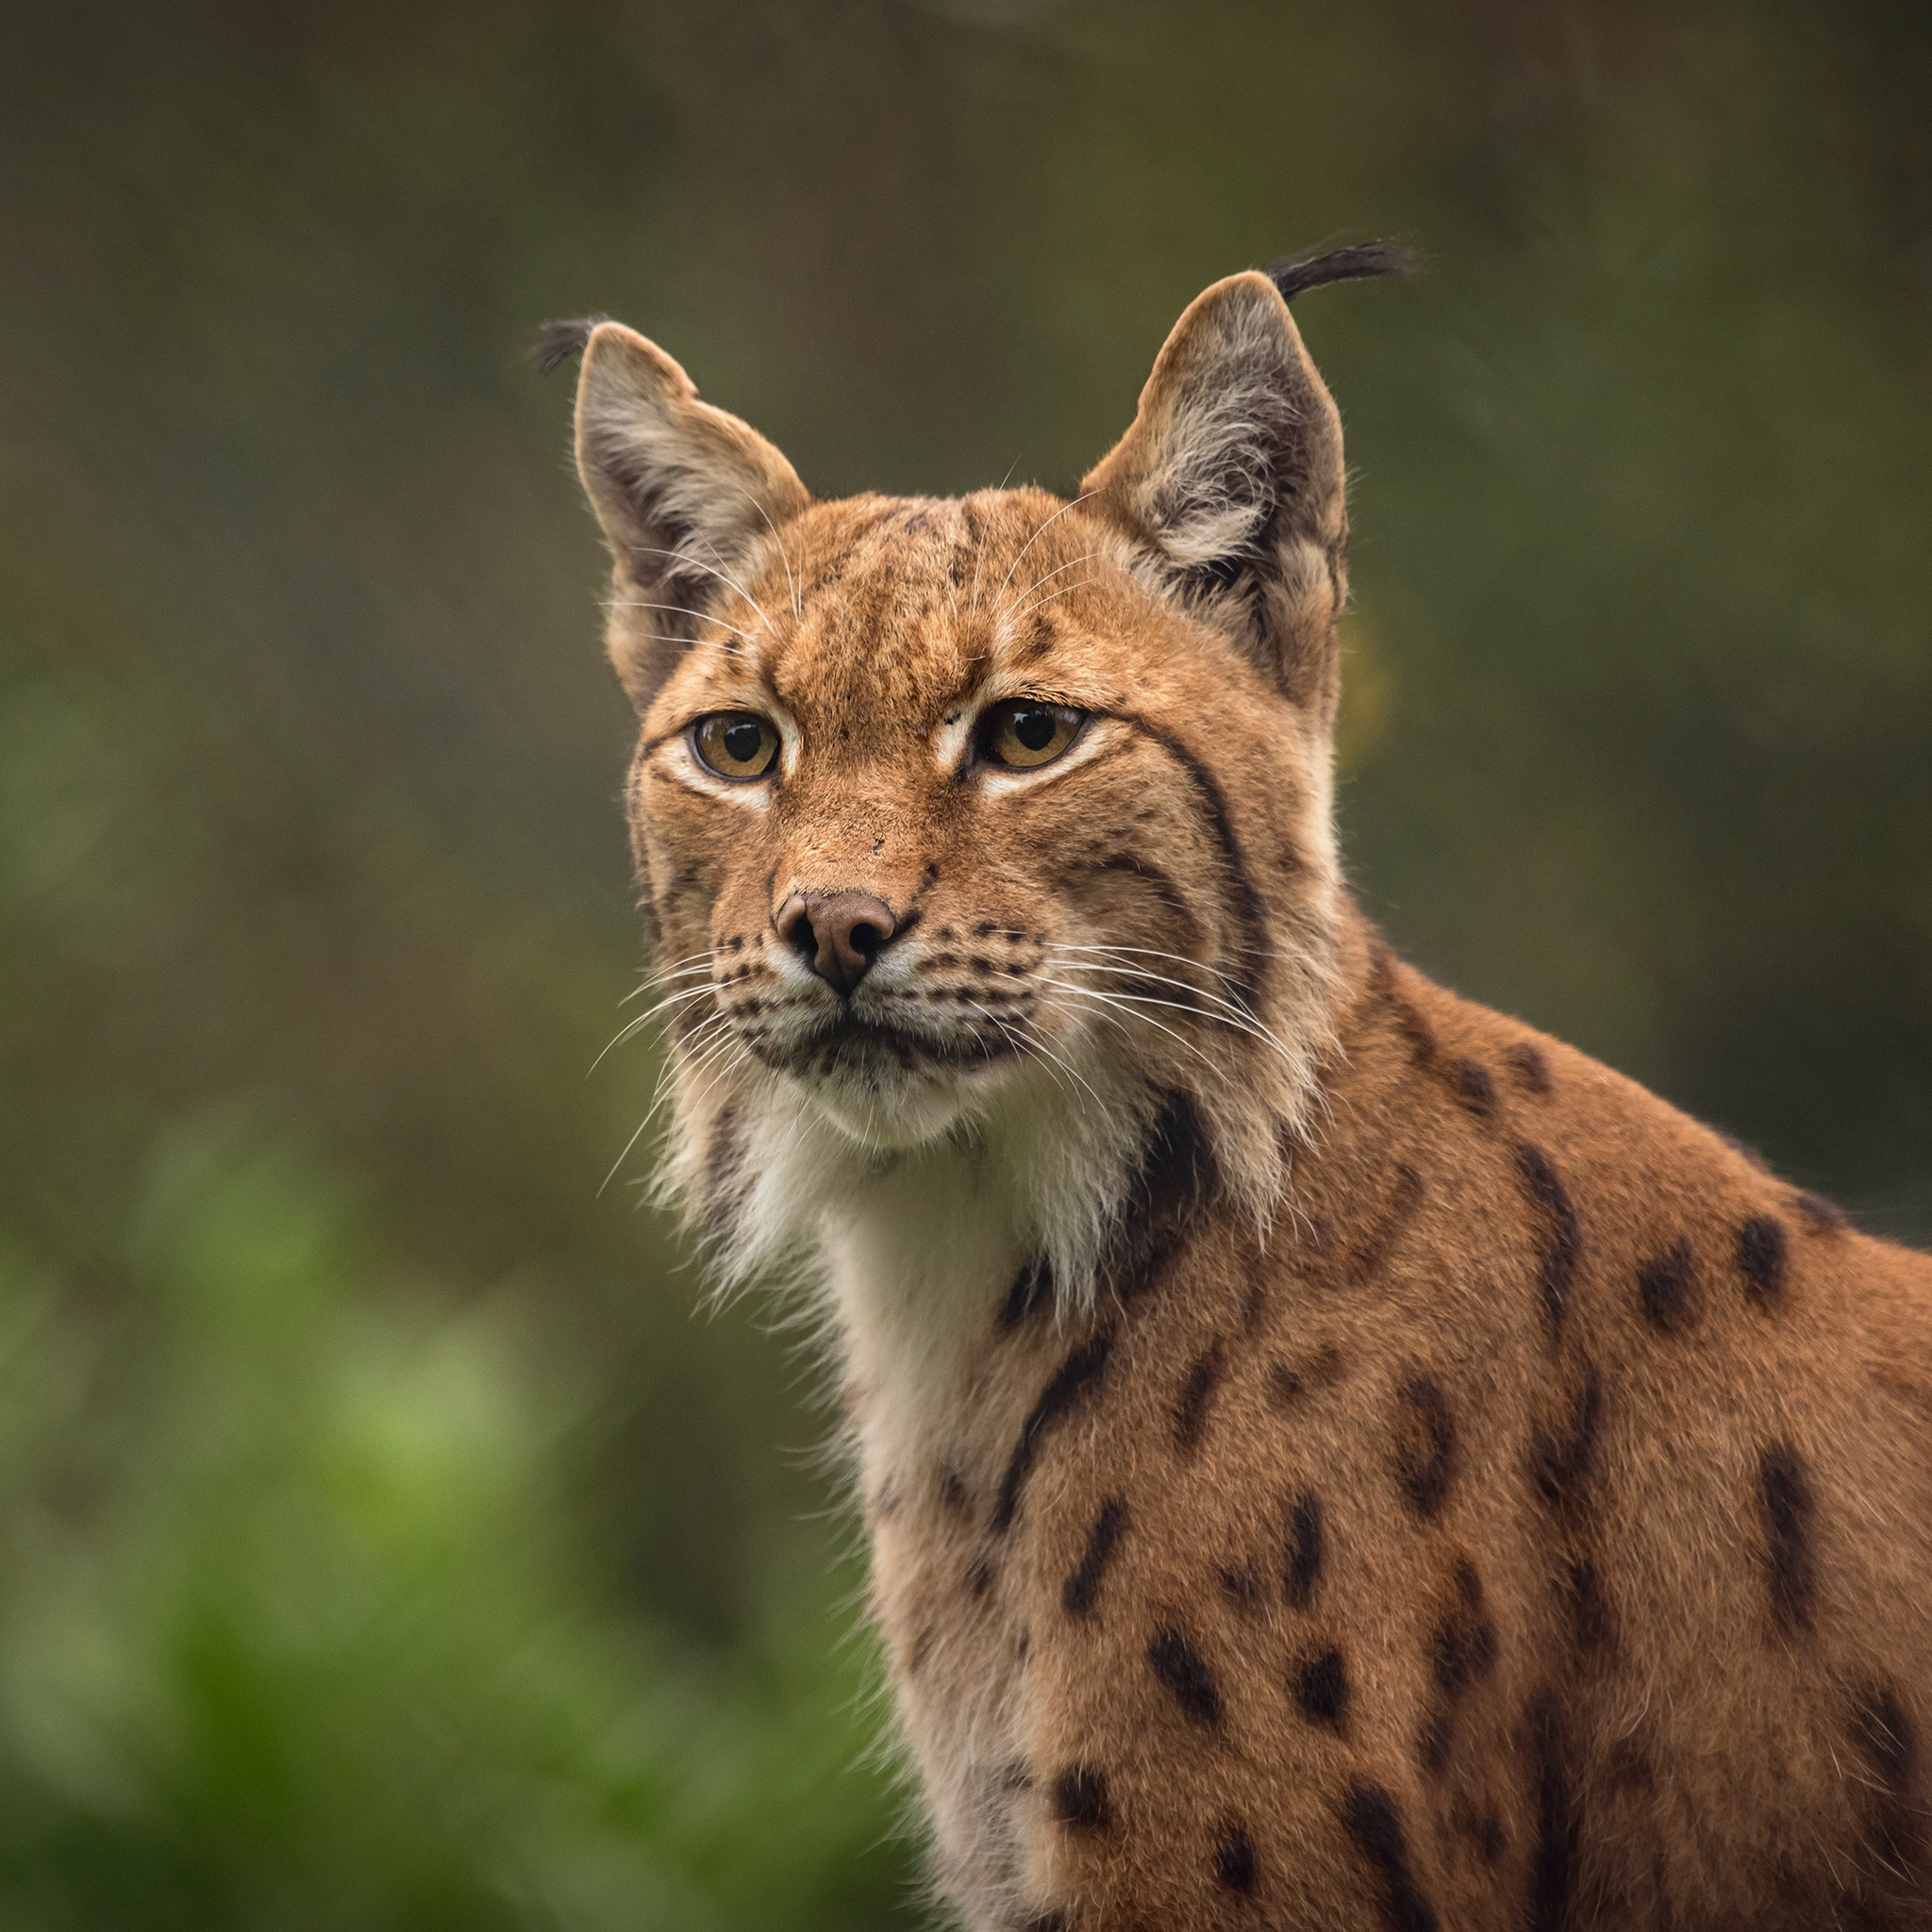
560,260,1932,1928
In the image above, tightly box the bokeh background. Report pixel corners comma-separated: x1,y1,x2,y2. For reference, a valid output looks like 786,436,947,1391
2,1,1928,1924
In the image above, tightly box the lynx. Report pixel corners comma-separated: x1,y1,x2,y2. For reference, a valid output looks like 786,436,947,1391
551,245,1932,1929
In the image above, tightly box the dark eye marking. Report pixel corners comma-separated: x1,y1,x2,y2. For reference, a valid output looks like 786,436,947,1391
1108,710,1270,1015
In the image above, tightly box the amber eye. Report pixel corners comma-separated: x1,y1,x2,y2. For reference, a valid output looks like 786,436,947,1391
691,712,780,780
982,701,1085,771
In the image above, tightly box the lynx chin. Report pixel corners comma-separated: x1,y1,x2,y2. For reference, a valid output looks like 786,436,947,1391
550,244,1932,1930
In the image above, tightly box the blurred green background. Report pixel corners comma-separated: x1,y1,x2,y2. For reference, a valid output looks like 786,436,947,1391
1,1,1926,1924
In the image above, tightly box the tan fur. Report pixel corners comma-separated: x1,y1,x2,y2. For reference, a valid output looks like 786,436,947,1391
563,275,1932,1929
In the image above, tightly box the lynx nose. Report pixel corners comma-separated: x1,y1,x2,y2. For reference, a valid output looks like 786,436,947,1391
774,891,899,996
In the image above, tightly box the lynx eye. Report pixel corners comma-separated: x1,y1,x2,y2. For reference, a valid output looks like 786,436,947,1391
691,711,780,780
983,700,1085,771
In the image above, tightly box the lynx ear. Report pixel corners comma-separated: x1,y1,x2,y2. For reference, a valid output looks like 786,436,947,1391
572,321,808,710
1081,270,1350,713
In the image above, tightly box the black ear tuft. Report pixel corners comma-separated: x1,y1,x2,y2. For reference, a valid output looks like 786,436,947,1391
1264,241,1417,306
530,314,611,375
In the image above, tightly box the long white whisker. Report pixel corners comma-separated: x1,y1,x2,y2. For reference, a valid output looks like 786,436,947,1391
1032,979,1222,1074
623,600,758,641
1044,948,1283,1044
625,547,773,632
993,491,1097,610
986,1005,1108,1115
1044,941,1246,994
589,983,720,1074
625,962,725,999
1008,578,1094,625
599,1013,740,1198
622,1033,755,1202
1036,973,1292,1066
697,532,777,641
603,617,749,666
621,951,724,1002
732,484,802,621
1005,549,1102,622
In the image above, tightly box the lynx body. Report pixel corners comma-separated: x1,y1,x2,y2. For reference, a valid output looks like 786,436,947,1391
558,257,1932,1929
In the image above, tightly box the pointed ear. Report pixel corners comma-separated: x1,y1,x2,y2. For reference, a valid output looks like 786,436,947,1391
1081,272,1348,715
573,322,808,710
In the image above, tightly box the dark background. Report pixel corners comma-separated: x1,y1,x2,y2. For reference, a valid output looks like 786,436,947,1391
2,2,1927,1924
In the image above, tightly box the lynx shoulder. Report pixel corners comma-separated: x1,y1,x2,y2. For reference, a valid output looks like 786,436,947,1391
554,251,1932,1929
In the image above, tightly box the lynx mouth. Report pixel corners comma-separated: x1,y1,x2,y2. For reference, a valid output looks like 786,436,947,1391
753,1012,1024,1082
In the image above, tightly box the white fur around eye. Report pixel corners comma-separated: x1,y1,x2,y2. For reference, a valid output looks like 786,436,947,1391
663,704,800,805
974,714,1122,795
929,691,1119,790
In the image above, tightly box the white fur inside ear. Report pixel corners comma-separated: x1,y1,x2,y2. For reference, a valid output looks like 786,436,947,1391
574,322,808,608
1131,303,1299,576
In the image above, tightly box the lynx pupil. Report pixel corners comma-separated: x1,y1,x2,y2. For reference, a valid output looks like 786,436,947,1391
723,719,763,764
1013,708,1056,752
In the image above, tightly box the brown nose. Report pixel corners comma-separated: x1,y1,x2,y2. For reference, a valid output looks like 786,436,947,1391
774,891,899,996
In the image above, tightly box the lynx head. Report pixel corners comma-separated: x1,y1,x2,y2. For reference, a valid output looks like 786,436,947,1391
564,250,1401,1306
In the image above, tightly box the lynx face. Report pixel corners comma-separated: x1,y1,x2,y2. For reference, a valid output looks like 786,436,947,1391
572,269,1365,1298
632,490,1324,1149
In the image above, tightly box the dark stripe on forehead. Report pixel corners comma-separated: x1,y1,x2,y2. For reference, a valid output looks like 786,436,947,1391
1115,711,1272,1013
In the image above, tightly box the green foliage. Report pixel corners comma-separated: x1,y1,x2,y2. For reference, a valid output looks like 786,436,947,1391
0,0,1925,1924
0,1122,913,1929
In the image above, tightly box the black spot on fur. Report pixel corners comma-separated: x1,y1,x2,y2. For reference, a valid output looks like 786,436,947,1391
966,1555,994,1599
1341,1782,1440,1932
1269,1342,1347,1407
1527,1690,1578,1932
1531,1368,1602,1512
1148,1626,1223,1726
991,1332,1115,1534
1737,1215,1788,1305
1295,1648,1349,1725
1391,994,1439,1069
1219,1563,1266,1612
997,1256,1053,1331
1023,1913,1068,1932
1637,1237,1696,1334
1452,1801,1507,1864
1213,1823,1258,1891
1606,1736,1653,1791
937,1466,972,1518
1268,1361,1306,1407
703,1100,747,1243
1451,1058,1497,1120
1393,1378,1457,1520
1103,1092,1218,1302
1432,1559,1497,1698
1506,1041,1552,1096
1514,1143,1582,1334
1349,1164,1424,1287
1758,1442,1816,1634
1851,1688,1914,1790
1847,1690,1924,1893
1285,1492,1324,1608
1051,1764,1111,1831
1062,1499,1127,1616
1174,1338,1225,1452
1792,1189,1849,1234
1564,1557,1612,1655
